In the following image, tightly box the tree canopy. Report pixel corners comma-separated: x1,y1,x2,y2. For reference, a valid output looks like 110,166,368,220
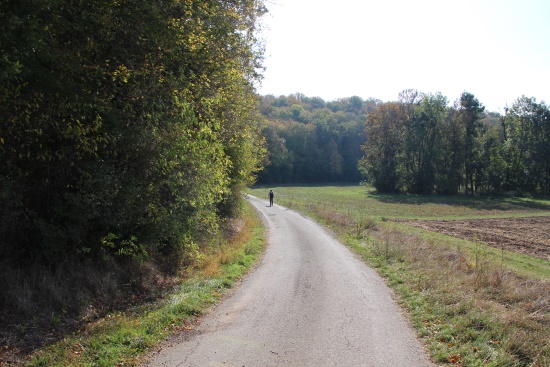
258,91,549,197
0,0,267,265
257,94,381,183
358,90,550,196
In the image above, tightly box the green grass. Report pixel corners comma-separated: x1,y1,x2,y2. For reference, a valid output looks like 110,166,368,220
248,184,550,367
27,200,266,367
249,184,550,278
251,184,550,220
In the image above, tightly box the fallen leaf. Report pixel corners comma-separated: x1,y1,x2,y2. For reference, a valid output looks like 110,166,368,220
447,354,462,364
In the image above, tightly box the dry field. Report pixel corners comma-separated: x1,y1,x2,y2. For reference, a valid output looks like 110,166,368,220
393,216,550,261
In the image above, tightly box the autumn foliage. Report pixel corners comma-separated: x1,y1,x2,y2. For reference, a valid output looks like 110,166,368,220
0,0,266,314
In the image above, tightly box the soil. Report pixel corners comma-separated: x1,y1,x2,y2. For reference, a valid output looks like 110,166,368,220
392,216,550,261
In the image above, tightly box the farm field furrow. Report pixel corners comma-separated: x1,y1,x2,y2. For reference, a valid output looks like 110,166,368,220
393,216,550,261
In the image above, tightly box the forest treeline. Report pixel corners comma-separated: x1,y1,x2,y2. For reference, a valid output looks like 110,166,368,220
257,94,380,183
0,0,266,316
360,90,550,195
258,91,550,196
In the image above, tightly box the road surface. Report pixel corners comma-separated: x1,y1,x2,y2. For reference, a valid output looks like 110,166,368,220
145,195,435,367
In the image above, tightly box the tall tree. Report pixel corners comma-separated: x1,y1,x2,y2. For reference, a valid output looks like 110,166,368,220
456,92,485,195
359,102,406,193
434,107,465,194
504,97,550,195
402,93,447,194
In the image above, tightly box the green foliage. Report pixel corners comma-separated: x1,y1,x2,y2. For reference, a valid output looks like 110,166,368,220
27,199,266,367
457,92,486,195
403,93,448,194
258,94,380,183
0,0,267,267
101,233,146,260
357,90,550,196
359,102,406,193
503,96,550,195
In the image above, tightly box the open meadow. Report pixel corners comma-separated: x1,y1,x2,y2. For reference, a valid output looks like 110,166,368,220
247,185,550,366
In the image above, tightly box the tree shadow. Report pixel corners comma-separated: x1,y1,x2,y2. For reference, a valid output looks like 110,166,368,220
368,192,550,212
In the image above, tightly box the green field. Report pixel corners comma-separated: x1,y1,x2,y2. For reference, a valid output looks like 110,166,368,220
249,184,550,220
248,184,550,277
247,185,550,367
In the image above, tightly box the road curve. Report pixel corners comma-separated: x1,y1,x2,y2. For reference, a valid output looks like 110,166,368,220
145,195,435,367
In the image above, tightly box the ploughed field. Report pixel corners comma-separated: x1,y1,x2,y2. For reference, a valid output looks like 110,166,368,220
393,216,550,261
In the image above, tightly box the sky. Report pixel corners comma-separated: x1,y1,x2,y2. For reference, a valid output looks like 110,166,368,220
257,0,550,112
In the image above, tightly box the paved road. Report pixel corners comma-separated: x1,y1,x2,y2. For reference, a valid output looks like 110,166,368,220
145,195,435,367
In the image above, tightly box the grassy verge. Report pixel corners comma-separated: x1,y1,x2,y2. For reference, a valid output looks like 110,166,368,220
248,185,549,367
26,199,266,367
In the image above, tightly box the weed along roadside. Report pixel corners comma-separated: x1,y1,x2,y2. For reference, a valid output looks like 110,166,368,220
25,201,266,367
247,185,550,367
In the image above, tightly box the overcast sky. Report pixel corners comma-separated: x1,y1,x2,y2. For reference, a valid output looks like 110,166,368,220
257,0,550,112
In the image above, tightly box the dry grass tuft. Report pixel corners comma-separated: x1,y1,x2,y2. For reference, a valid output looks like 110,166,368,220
198,217,254,278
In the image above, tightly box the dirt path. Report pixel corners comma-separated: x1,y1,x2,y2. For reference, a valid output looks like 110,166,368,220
143,195,434,367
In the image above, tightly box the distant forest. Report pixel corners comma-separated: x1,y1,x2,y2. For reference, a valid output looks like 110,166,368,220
257,94,378,183
258,91,550,196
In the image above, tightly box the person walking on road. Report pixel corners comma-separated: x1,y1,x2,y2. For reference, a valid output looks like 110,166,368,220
269,189,274,206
